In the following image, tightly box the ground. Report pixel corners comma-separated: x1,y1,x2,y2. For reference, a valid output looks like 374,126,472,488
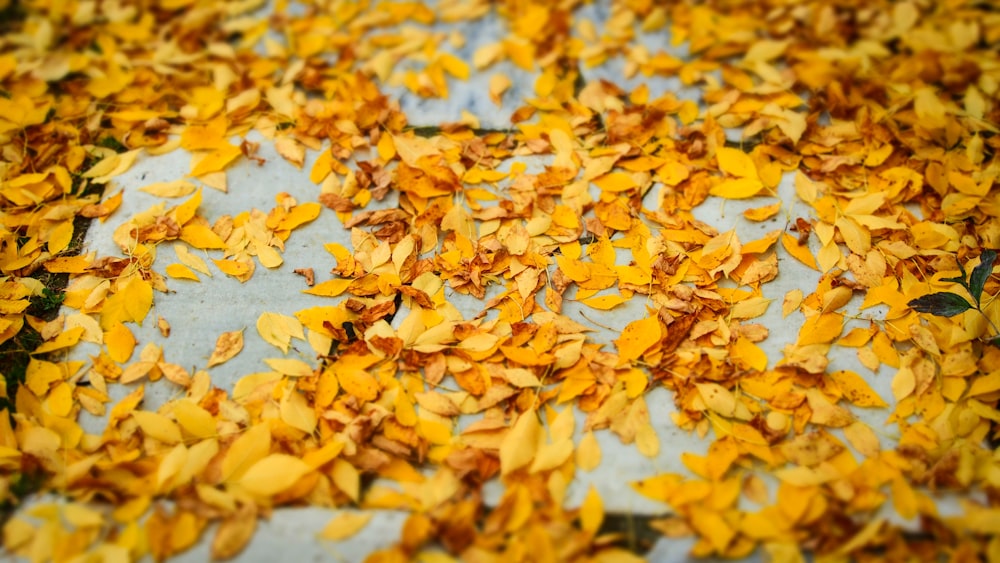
1,1,1000,562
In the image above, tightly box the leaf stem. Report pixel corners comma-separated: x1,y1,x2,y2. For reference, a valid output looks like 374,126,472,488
975,304,1000,340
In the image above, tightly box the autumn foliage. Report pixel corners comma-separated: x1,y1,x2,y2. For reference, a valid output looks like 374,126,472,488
2,0,1000,562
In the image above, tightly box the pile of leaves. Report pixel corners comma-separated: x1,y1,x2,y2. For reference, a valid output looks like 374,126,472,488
2,0,1000,561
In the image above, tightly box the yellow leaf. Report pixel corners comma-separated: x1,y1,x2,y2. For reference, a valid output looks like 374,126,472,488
636,420,660,458
697,383,750,420
892,367,915,401
780,232,818,270
891,478,918,520
190,144,241,177
863,144,894,167
280,388,317,434
730,297,772,319
804,388,853,427
211,504,256,560
743,201,782,222
181,224,227,250
213,258,253,280
783,289,803,317
689,505,736,552
238,454,312,497
716,147,758,179
797,313,843,346
82,149,141,183
489,73,511,105
614,316,661,363
165,263,200,281
529,439,574,473
303,279,352,297
576,430,601,472
32,326,84,354
337,367,380,401
318,511,373,542
622,368,648,398
744,39,790,63
499,411,541,476
594,172,638,193
303,440,345,470
332,458,359,502
376,133,396,162
105,321,136,363
221,424,271,482
843,421,880,458
100,277,153,330
61,503,103,528
132,410,183,444
172,188,203,226
710,177,764,199
731,336,767,371
631,473,683,503
207,329,244,368
156,443,189,492
835,216,870,255
140,180,198,198
174,244,212,276
172,400,216,439
47,221,74,255
580,294,627,310
263,358,313,377
275,137,305,168
579,486,604,534
257,312,304,353
829,370,887,408
438,53,470,80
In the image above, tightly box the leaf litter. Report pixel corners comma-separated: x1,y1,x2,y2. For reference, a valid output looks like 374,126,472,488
1,0,1000,562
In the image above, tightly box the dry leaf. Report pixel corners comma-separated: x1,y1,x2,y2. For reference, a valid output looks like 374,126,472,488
207,329,244,367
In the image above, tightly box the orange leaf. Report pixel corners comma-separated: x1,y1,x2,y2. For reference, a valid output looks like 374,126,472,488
105,321,136,363
743,201,782,221
614,316,661,363
593,172,638,193
780,232,818,270
337,367,380,401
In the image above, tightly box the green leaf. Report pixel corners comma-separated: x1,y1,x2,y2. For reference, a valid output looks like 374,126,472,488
907,292,973,317
969,249,997,304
